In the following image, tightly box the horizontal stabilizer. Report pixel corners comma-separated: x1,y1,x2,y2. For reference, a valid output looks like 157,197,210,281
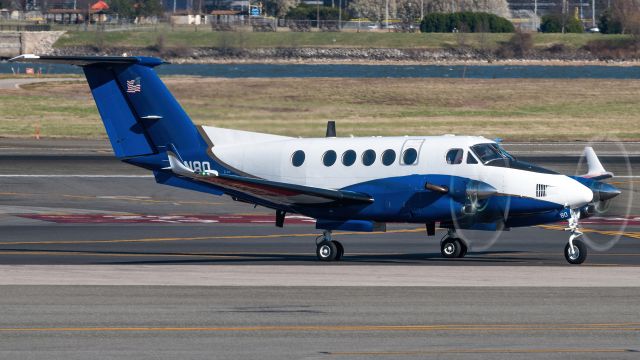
166,151,218,177
581,147,614,180
9,54,165,67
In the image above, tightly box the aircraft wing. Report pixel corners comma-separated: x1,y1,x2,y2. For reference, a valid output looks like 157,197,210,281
166,152,374,206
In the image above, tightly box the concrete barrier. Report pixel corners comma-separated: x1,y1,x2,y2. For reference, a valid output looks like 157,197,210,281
0,32,21,58
0,31,64,58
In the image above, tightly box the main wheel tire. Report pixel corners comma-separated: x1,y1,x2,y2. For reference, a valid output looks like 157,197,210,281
458,241,468,258
441,238,462,258
316,240,337,262
564,239,587,265
333,240,344,261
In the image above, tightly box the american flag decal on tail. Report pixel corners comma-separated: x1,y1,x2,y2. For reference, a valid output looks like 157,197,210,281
126,78,141,93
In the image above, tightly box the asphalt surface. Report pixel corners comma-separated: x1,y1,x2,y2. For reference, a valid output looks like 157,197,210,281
0,139,638,359
1,286,639,360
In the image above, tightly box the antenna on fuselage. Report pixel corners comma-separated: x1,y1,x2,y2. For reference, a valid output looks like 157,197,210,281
326,121,336,137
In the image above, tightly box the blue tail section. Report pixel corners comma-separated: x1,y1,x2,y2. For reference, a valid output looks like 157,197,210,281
83,66,155,158
8,55,234,199
81,57,209,163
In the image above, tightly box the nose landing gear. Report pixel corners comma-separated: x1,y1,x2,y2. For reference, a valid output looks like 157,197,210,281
564,208,588,264
316,230,344,262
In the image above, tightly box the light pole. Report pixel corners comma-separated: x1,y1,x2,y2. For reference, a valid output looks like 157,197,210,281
385,0,389,31
338,0,342,29
533,0,539,30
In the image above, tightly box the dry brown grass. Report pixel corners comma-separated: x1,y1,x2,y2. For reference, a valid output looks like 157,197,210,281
1,77,639,141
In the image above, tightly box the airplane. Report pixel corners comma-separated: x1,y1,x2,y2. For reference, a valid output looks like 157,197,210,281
10,54,622,265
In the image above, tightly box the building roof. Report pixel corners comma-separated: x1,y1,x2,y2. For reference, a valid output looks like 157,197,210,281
211,10,241,15
90,0,109,11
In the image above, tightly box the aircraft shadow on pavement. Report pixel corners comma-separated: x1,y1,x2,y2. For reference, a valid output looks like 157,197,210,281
0,247,546,265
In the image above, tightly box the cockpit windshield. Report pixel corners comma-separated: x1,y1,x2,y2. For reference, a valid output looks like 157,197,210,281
470,143,558,174
470,143,512,164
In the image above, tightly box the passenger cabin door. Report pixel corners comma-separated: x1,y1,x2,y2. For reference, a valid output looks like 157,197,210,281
400,139,424,166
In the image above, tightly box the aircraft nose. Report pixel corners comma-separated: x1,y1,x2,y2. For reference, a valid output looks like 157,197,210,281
566,180,593,208
594,182,621,202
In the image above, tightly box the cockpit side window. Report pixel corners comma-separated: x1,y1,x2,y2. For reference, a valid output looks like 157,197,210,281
446,149,464,164
470,144,503,165
466,152,478,164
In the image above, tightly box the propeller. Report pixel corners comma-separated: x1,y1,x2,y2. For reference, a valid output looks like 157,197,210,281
445,167,507,253
460,180,497,216
577,146,623,218
573,142,634,252
582,181,621,216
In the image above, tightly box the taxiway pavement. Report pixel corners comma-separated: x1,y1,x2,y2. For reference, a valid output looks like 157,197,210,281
0,139,638,359
1,286,640,360
0,139,637,266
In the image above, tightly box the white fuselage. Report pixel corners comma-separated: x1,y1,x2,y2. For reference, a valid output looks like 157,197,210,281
203,127,593,208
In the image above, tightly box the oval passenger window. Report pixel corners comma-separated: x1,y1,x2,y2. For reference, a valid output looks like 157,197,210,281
342,150,356,166
291,150,305,167
402,148,418,165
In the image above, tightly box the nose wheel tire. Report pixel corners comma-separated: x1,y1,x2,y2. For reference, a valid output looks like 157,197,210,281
317,240,340,262
333,240,344,261
564,239,587,265
458,241,468,258
441,238,463,258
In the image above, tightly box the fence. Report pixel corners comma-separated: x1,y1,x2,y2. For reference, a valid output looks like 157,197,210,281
0,24,51,31
0,17,423,33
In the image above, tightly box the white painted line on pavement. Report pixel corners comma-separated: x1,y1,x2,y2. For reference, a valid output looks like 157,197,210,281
1,265,640,287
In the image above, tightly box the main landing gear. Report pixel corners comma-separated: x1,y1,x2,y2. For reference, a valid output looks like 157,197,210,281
564,208,588,265
316,230,344,262
440,229,468,258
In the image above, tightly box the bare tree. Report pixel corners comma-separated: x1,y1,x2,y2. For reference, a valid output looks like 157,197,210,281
351,0,386,24
611,0,640,34
424,0,510,18
266,0,300,17
397,0,421,24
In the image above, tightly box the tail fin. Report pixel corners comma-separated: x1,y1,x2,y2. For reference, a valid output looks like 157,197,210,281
581,147,614,180
10,55,208,161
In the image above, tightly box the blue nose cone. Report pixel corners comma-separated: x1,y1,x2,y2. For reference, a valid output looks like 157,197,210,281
595,182,621,202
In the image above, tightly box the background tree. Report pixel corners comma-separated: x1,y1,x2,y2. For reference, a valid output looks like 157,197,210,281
423,0,509,19
350,0,385,24
609,0,640,34
598,9,623,34
134,0,163,18
286,4,341,20
396,0,420,25
265,0,299,17
539,14,583,33
420,12,513,32
108,0,135,20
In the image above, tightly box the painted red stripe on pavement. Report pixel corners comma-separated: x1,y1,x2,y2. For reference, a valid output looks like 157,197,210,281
580,217,640,226
18,214,316,224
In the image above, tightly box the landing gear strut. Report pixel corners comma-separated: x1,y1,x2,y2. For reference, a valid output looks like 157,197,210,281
564,208,588,264
316,230,344,262
440,229,468,258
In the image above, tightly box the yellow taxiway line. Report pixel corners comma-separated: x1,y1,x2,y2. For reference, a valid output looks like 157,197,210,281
540,225,640,240
328,348,634,356
0,228,425,246
0,323,639,333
